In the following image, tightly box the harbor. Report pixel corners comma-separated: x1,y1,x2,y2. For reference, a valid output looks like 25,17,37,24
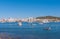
0,0,60,39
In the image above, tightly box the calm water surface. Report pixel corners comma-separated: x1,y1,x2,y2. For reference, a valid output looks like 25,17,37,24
0,22,60,39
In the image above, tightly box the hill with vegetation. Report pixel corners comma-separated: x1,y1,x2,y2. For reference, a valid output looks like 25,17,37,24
36,16,60,20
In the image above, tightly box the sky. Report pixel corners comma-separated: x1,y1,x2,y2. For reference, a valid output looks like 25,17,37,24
0,0,60,18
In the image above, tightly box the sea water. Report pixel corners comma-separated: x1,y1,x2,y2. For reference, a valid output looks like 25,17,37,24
0,22,60,39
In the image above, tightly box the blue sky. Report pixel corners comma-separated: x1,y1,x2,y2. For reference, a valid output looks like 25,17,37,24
0,0,60,18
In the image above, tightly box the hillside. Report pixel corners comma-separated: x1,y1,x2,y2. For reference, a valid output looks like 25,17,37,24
36,16,60,20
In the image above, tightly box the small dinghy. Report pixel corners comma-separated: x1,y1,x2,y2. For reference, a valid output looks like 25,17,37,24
18,22,22,26
44,27,51,31
39,23,44,24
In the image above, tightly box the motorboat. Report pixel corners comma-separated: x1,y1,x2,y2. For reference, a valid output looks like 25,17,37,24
18,22,22,26
44,27,51,30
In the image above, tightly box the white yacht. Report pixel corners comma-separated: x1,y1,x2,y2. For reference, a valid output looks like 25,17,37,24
42,19,49,23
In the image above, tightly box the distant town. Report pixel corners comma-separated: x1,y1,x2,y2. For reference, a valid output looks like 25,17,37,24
0,16,60,23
